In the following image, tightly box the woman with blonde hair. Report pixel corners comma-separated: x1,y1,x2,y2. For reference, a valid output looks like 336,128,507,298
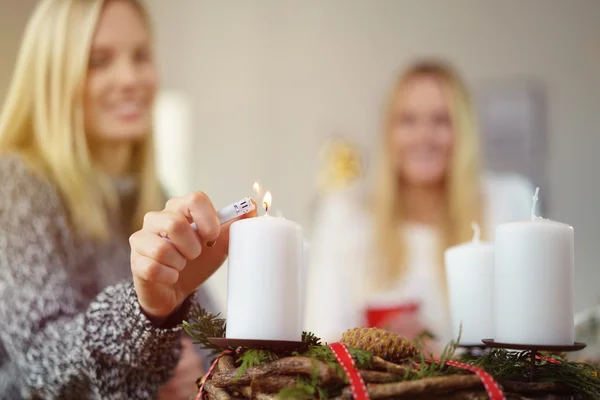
305,60,533,351
0,0,254,398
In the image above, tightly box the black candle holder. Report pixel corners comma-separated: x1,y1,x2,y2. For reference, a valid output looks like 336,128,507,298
482,339,587,381
457,343,488,349
207,337,308,352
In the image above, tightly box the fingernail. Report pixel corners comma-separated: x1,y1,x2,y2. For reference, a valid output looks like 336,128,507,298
206,239,217,248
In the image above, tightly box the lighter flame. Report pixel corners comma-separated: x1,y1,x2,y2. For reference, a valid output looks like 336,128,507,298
253,182,261,195
262,191,272,213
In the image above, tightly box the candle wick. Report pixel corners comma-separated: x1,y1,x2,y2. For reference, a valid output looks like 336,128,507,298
263,202,269,213
471,222,481,243
531,187,540,220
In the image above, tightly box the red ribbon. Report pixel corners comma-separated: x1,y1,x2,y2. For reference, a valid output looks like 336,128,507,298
328,341,505,400
197,344,515,400
440,359,505,400
196,349,233,400
329,342,370,400
536,355,562,364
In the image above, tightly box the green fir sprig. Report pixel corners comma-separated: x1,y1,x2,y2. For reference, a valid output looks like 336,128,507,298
182,306,600,399
279,368,332,399
461,349,600,399
302,331,323,346
406,328,461,380
235,349,279,379
181,305,226,355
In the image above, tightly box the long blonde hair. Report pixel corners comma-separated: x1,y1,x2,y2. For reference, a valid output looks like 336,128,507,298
0,0,163,241
372,60,483,290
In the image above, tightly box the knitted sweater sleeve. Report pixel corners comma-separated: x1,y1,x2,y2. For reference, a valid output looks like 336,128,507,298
0,158,185,399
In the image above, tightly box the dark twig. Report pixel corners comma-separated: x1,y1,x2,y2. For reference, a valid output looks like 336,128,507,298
334,375,482,399
212,357,342,388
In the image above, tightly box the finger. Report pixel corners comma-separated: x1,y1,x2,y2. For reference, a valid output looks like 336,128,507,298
165,192,220,244
202,209,251,257
248,198,258,216
142,211,202,260
132,254,179,285
130,230,188,271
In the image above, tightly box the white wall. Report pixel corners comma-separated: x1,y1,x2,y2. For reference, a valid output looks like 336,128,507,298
2,1,598,314
147,0,600,313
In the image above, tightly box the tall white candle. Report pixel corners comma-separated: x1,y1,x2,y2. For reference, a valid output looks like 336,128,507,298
445,223,495,345
226,195,303,341
494,188,575,345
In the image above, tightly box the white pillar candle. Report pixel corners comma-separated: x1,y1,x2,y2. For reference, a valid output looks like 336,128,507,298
494,188,575,345
226,196,303,341
445,223,495,345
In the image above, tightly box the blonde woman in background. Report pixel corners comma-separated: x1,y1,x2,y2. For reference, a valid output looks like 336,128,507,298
305,60,534,352
0,1,254,398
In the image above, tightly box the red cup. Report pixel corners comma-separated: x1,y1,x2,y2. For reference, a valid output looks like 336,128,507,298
366,302,419,328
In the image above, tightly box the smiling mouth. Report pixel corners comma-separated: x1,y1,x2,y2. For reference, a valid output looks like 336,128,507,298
113,102,145,120
408,148,441,161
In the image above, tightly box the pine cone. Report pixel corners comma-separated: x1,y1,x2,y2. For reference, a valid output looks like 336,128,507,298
340,327,418,363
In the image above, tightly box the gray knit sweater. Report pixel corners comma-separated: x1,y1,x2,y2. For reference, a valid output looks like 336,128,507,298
0,155,192,399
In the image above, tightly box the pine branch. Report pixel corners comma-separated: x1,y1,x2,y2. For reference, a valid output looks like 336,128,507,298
302,331,323,346
301,345,373,369
402,327,462,381
278,375,320,399
461,349,600,398
349,347,373,369
181,304,227,354
235,349,279,379
185,313,599,398
278,366,345,399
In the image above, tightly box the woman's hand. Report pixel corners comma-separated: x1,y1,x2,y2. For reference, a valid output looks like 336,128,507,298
129,192,256,320
158,336,204,400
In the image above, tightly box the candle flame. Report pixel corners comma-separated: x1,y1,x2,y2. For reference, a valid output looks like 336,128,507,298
253,182,261,195
263,191,272,213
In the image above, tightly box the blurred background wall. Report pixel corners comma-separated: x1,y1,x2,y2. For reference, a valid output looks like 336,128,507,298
1,0,599,314
0,1,37,99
